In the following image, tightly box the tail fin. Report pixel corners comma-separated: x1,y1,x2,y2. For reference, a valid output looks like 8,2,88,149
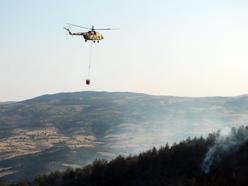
64,27,72,35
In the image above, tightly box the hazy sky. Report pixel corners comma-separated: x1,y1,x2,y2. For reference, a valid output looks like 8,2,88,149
1,0,248,101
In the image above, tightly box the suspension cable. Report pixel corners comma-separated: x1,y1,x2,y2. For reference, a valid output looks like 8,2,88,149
87,42,93,79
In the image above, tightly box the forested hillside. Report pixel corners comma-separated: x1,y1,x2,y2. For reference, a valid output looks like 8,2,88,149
1,92,248,181
4,125,248,186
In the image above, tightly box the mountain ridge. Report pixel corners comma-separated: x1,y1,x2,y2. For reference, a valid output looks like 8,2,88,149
6,91,248,104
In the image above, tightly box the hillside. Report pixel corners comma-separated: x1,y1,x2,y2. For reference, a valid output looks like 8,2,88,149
5,125,248,186
0,91,248,181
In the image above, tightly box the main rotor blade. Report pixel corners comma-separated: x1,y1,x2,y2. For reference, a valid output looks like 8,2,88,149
66,23,91,30
66,23,120,31
94,28,120,30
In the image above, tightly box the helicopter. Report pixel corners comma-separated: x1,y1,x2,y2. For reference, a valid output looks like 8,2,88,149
64,23,118,43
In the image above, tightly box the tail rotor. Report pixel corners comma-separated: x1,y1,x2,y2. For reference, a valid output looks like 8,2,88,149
64,27,72,35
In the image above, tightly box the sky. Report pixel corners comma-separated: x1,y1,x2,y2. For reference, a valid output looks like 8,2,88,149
1,0,248,101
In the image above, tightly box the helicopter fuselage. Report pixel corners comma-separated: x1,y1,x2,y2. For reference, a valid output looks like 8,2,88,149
83,31,104,42
64,26,106,42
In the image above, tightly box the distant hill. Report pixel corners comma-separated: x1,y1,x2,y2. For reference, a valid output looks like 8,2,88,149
0,102,15,105
0,91,248,182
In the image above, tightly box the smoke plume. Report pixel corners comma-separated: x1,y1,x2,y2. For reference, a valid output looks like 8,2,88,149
201,125,248,174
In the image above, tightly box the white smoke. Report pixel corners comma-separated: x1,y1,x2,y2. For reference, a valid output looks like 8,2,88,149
201,126,248,174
